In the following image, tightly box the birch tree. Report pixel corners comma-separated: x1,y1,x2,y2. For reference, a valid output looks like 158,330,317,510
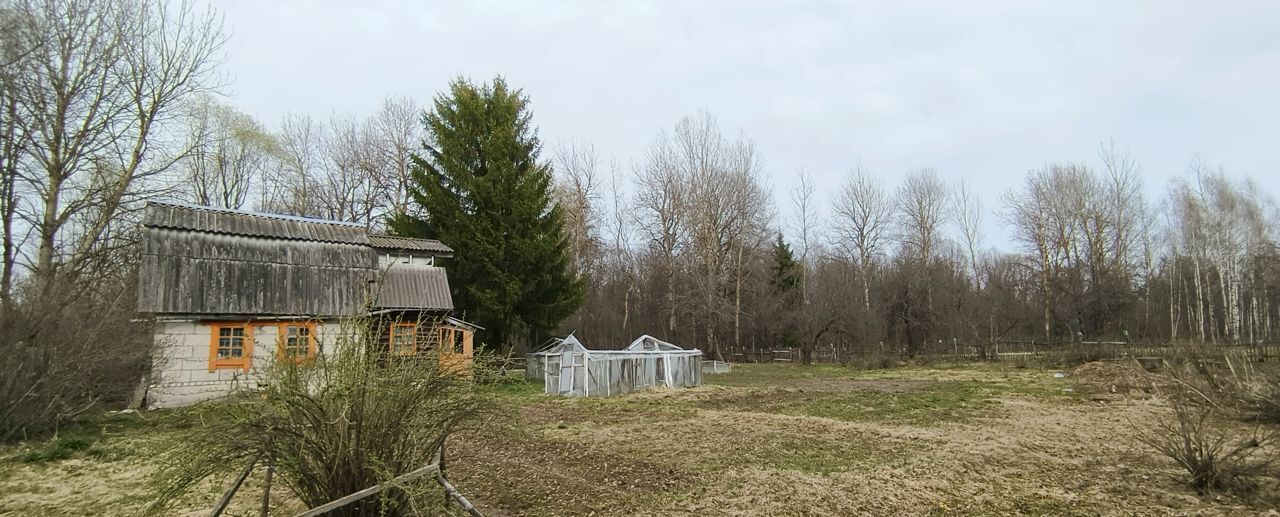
951,178,983,289
264,113,324,217
1004,168,1057,340
681,113,739,358
554,141,601,279
369,96,420,217
832,166,892,318
790,169,818,304
897,167,947,316
181,96,277,209
897,168,947,266
634,129,687,340
317,114,383,227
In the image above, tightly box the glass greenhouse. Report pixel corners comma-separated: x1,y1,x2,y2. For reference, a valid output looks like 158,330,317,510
526,334,704,397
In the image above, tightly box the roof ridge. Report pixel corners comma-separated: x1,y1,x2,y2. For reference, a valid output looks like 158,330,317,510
369,233,443,242
147,201,366,228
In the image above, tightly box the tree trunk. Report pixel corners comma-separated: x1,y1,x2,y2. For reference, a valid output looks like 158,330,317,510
665,261,676,340
1193,256,1206,342
734,243,743,356
1169,258,1178,341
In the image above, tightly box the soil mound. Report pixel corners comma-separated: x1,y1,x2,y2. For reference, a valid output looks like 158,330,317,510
1072,360,1169,398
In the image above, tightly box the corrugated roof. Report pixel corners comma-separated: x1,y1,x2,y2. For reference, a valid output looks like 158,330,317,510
368,234,453,254
139,202,458,315
374,265,453,310
143,201,370,245
137,227,377,316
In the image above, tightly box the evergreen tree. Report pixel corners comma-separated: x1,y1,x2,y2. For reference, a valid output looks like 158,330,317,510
389,76,584,350
771,233,802,297
770,233,802,348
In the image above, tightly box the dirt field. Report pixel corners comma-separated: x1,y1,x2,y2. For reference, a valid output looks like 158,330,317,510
2,363,1277,516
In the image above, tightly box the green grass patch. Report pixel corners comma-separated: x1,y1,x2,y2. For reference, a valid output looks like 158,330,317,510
482,376,545,398
3,409,194,465
761,434,887,474
793,382,999,425
14,428,101,463
700,378,1075,426
707,363,860,387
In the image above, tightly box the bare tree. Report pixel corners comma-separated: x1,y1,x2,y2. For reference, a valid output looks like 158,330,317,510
634,128,688,340
951,179,983,289
679,113,770,360
1167,158,1277,344
897,167,947,316
317,114,383,227
604,158,638,340
790,169,818,304
897,167,947,265
0,5,36,316
369,96,420,217
180,95,277,209
1004,168,1056,340
832,166,893,316
6,0,225,287
554,141,601,279
264,113,323,216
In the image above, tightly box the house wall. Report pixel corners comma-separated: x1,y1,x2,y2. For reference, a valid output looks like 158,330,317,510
146,318,346,408
378,253,435,266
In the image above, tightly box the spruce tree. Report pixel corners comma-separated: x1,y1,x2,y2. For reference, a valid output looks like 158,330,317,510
770,233,803,348
389,76,584,350
771,233,802,297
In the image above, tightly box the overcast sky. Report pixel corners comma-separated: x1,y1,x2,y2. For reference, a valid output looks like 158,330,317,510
213,0,1280,247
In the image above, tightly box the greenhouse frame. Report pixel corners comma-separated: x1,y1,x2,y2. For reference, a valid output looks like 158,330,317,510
526,334,704,397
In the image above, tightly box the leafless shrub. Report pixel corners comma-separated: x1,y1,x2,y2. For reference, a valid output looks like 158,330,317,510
146,315,490,516
1163,346,1280,424
845,348,898,370
1196,356,1280,424
0,277,152,441
1135,391,1276,493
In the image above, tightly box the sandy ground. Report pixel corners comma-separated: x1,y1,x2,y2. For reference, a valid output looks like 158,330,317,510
2,363,1277,516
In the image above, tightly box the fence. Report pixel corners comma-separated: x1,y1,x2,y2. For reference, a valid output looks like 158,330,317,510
725,341,1280,364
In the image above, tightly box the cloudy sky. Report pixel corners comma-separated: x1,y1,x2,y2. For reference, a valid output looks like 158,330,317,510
213,0,1280,246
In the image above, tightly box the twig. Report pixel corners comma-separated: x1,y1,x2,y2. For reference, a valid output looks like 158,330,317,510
211,455,259,517
1169,376,1224,411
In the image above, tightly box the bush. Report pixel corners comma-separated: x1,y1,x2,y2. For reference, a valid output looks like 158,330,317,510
147,316,490,516
1155,346,1280,424
1136,391,1276,493
1196,353,1280,424
847,350,898,370
0,276,152,441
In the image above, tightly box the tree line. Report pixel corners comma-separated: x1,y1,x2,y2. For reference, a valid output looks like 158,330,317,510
3,0,1278,369
557,119,1280,360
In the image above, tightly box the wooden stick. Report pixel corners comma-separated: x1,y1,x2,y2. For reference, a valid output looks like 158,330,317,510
439,438,449,506
436,472,483,517
293,464,440,517
260,456,274,517
211,456,258,517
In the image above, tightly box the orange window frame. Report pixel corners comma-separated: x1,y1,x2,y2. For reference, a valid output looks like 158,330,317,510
439,327,467,355
277,322,318,363
389,322,418,356
208,322,254,372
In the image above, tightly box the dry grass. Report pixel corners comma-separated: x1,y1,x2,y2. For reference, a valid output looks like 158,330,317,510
3,363,1279,516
